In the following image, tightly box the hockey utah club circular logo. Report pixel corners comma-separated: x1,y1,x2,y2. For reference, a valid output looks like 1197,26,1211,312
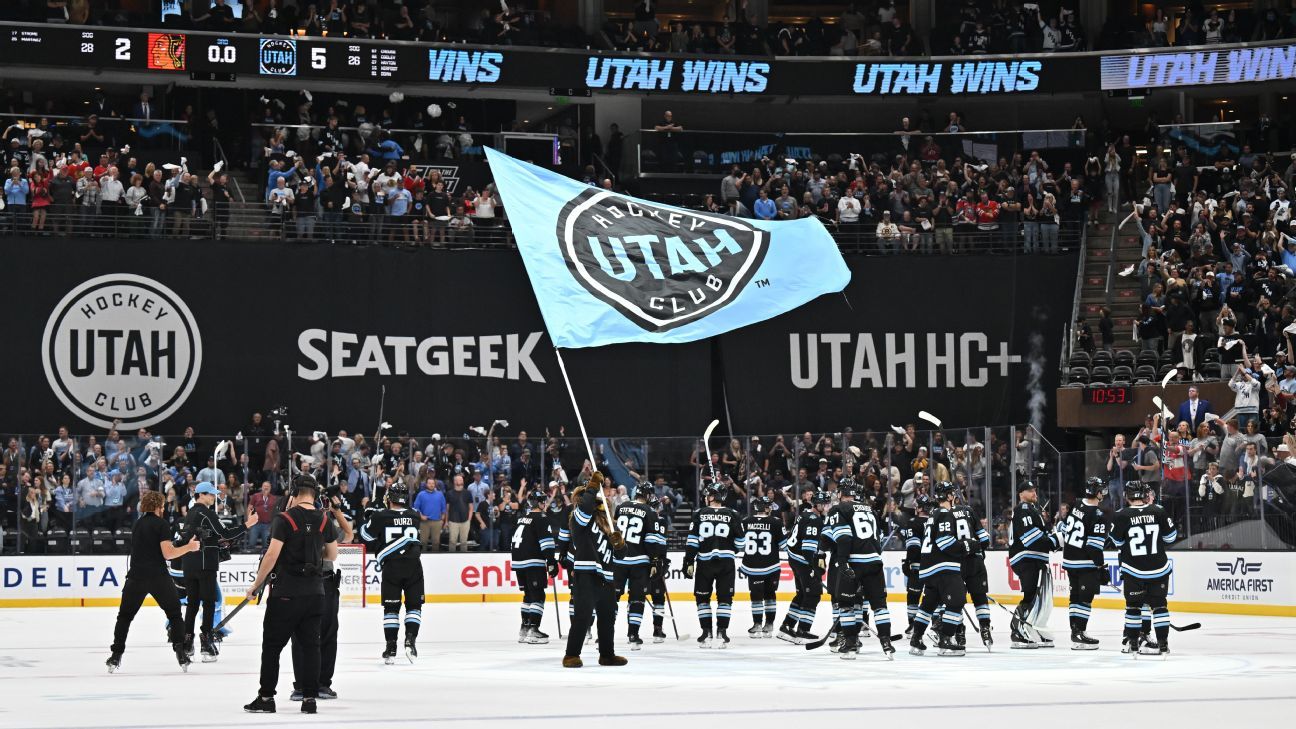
555,189,768,332
42,274,202,429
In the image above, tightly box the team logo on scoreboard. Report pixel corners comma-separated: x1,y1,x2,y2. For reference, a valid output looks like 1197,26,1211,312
554,189,767,332
259,38,298,76
42,274,203,429
146,32,187,71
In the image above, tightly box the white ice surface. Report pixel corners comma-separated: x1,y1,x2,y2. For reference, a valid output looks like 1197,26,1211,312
1,601,1294,728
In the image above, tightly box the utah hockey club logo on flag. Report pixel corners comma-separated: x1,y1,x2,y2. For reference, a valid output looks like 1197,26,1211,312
555,188,768,333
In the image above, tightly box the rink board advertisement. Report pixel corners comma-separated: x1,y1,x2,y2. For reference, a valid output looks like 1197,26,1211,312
2,551,1293,616
0,238,1076,436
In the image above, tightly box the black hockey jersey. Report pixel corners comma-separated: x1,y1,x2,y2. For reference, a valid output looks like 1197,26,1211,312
901,514,926,566
1060,502,1108,571
569,491,615,581
919,507,966,579
1009,501,1056,567
359,507,421,566
823,501,881,567
685,506,740,562
738,514,787,576
511,513,557,570
785,508,823,566
1108,503,1177,580
613,502,666,566
950,505,989,559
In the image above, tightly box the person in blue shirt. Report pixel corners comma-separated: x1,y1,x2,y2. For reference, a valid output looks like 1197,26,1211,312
368,134,405,161
5,167,30,230
386,183,412,243
412,477,447,552
753,188,776,220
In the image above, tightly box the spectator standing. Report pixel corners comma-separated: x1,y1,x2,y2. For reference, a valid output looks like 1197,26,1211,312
1229,368,1261,430
445,475,474,552
246,482,275,552
1176,386,1211,431
412,476,447,552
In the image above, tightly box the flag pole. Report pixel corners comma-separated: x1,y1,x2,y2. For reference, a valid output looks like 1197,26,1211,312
553,347,620,536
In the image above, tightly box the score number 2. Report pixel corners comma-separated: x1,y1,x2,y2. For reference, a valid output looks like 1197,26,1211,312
115,37,131,61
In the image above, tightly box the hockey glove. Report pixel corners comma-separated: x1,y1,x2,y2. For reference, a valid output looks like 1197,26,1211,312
1097,566,1111,585
815,554,828,573
547,560,559,578
609,532,625,551
683,561,695,579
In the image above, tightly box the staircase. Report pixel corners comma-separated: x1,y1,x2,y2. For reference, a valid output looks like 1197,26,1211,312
1077,213,1143,351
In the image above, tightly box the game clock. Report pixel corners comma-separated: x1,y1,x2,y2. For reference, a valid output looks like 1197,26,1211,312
1083,386,1134,405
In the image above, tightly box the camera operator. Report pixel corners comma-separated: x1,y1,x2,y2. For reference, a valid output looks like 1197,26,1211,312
289,477,353,702
244,476,338,715
182,482,258,662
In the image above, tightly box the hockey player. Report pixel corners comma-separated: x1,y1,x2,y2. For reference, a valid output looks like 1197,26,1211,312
645,499,671,644
1008,480,1058,648
823,481,895,659
562,472,628,668
777,490,830,644
950,491,993,648
910,480,969,657
1060,477,1110,650
511,489,558,645
901,495,932,636
359,482,424,664
683,481,740,649
612,482,667,650
739,496,786,639
1108,481,1177,657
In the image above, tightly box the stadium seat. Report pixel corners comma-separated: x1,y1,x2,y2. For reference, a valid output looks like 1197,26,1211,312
1114,349,1136,367
1201,362,1222,380
44,528,69,555
1091,350,1113,367
68,528,91,554
1136,350,1159,367
1069,352,1091,369
1067,367,1089,385
1090,365,1113,382
1111,365,1134,383
1135,365,1157,383
1202,348,1220,364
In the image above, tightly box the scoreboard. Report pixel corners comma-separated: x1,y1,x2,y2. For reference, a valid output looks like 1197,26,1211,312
6,26,415,81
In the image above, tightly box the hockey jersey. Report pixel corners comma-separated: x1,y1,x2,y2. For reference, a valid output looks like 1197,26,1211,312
919,507,967,579
613,502,666,566
785,507,823,566
1108,503,1177,580
901,514,926,568
569,491,615,581
738,514,787,577
823,501,882,567
950,505,990,559
1060,502,1108,571
510,512,557,570
1008,501,1056,567
359,507,422,566
685,506,740,562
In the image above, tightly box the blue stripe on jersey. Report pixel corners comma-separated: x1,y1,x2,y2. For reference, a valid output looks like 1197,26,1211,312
1109,535,1125,547
846,554,882,565
697,550,736,561
573,508,592,526
788,552,809,565
614,555,651,566
1120,563,1172,579
644,534,667,545
1062,559,1098,570
919,562,961,579
1009,550,1050,566
1161,530,1178,543
777,538,788,550
511,559,547,570
359,524,373,542
935,536,955,549
977,529,990,544
538,537,556,551
740,564,781,576
686,535,700,546
1085,537,1106,548
377,535,416,565
800,542,818,554
1020,527,1044,546
905,537,921,548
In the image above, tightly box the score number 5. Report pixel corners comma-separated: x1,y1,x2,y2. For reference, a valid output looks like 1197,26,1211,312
311,47,326,70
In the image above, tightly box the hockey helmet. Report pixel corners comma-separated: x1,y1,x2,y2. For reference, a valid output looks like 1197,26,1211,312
932,480,958,502
751,496,772,513
386,482,410,506
1082,477,1105,500
635,481,656,502
838,476,860,498
704,481,728,503
811,490,833,506
1125,482,1151,502
916,494,934,512
526,489,548,509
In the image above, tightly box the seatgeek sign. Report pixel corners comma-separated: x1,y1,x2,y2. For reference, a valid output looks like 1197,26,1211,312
3,551,1293,616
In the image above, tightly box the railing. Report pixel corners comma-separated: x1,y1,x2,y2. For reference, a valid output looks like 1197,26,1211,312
0,202,1082,254
5,423,1291,556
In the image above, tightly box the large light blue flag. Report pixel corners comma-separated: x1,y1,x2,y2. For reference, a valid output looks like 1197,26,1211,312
485,147,851,348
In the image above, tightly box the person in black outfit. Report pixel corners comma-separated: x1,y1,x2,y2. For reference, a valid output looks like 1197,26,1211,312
562,472,627,668
182,481,258,662
244,476,338,715
107,491,200,672
290,486,353,702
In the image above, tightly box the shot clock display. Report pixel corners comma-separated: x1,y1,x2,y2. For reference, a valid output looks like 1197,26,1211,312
1083,386,1134,405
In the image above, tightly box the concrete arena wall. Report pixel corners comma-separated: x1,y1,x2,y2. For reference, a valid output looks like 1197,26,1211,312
1,551,1292,617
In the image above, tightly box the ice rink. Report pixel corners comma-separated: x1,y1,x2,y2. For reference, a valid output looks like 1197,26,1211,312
2,600,1294,728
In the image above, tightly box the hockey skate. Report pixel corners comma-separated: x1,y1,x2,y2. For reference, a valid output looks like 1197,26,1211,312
828,633,844,653
747,622,764,639
761,622,775,638
526,627,550,645
859,623,872,639
183,633,195,658
904,625,914,638
1121,635,1138,654
1010,621,1038,649
199,633,218,663
838,636,861,660
715,629,731,649
404,636,418,663
937,633,966,657
1070,631,1100,651
879,635,896,660
627,632,643,651
1138,636,1165,657
908,637,927,656
697,630,713,649
776,624,801,644
795,627,819,645
300,698,317,715
652,627,667,644
955,624,967,649
517,625,530,644
106,651,122,673
174,644,191,672
383,641,398,665
979,624,994,650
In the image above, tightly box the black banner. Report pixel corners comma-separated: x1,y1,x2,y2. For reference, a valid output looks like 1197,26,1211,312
5,238,708,437
719,254,1080,433
0,22,1099,97
3,238,1076,437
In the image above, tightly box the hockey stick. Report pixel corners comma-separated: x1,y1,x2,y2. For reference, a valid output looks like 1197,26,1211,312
552,580,563,639
214,585,264,633
1170,622,1202,631
662,589,689,640
701,419,721,485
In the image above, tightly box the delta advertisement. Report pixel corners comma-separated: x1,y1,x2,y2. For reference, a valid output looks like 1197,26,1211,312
3,551,1292,616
